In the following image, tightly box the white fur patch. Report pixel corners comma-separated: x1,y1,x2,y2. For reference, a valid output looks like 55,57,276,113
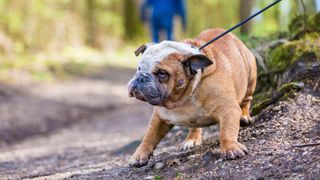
137,41,201,72
192,69,202,92
158,96,208,127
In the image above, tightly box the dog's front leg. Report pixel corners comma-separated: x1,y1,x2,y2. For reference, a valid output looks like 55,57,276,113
129,111,173,167
181,128,202,150
218,105,248,160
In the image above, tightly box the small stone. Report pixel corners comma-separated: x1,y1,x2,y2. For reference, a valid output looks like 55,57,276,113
188,154,201,160
273,106,281,111
293,134,302,139
311,97,320,103
154,162,165,170
266,151,273,156
166,158,181,166
144,176,154,180
302,151,308,156
259,140,267,145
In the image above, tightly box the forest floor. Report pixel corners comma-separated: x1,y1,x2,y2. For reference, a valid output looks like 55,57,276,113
0,66,319,179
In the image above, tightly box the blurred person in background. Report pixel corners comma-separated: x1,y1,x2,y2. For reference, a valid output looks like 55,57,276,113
140,0,187,42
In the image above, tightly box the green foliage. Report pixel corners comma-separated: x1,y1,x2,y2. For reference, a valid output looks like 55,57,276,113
186,0,240,37
267,11,320,73
252,11,320,115
267,13,320,72
308,13,320,33
251,97,273,116
0,0,126,52
288,12,320,37
0,46,127,81
0,0,317,83
267,32,320,71
251,0,282,36
123,0,145,41
175,172,183,180
0,0,307,54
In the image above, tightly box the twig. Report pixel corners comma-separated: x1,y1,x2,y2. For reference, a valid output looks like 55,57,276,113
292,142,320,147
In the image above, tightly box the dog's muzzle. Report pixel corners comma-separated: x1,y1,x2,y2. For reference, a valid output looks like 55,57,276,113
128,72,161,105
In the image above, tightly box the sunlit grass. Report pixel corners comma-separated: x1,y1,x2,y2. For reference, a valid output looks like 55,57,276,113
105,46,139,69
0,45,139,82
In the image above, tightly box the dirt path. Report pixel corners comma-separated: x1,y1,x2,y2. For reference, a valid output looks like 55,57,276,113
0,68,152,179
0,67,319,179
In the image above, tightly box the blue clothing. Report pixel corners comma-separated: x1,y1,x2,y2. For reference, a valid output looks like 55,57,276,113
141,0,186,42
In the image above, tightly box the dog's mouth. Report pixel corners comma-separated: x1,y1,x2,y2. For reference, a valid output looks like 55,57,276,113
129,88,162,105
128,76,163,105
132,89,147,102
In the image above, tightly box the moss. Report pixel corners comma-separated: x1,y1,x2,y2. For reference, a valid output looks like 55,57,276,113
308,13,320,33
288,12,320,37
252,13,319,116
251,82,304,116
251,98,274,116
277,82,304,94
267,32,320,72
288,14,306,37
252,91,271,105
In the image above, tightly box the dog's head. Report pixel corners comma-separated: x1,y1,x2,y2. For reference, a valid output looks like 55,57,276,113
127,41,213,107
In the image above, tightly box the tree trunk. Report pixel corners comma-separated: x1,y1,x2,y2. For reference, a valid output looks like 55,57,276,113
239,0,253,35
123,0,142,40
85,0,96,47
304,0,317,13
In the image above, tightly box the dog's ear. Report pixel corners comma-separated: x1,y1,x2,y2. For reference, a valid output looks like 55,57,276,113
134,43,153,56
182,54,213,75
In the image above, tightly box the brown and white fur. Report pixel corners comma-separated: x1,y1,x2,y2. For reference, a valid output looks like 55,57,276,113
127,28,257,167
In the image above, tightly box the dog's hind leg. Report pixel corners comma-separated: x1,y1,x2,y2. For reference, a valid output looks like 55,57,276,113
240,98,252,126
240,69,257,126
181,128,202,151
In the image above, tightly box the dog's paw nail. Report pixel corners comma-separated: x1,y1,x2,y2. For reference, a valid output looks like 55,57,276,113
129,158,139,167
226,150,235,160
220,152,227,160
181,139,201,151
129,159,148,168
129,153,150,167
220,142,248,160
240,116,252,127
181,140,195,151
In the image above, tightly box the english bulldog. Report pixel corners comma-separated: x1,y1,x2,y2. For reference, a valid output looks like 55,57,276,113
127,28,257,167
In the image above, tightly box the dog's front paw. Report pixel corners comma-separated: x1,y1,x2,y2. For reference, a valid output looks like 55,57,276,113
181,138,202,151
129,150,151,167
220,141,248,160
240,116,252,127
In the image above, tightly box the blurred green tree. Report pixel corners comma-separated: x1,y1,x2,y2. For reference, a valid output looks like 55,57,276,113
239,0,253,35
123,0,144,41
85,0,96,47
0,0,317,54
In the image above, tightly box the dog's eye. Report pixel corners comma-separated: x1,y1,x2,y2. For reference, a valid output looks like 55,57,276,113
156,70,169,82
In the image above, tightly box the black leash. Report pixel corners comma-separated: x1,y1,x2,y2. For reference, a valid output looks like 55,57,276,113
198,0,282,50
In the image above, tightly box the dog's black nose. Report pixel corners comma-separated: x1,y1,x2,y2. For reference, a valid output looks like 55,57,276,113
136,73,151,83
